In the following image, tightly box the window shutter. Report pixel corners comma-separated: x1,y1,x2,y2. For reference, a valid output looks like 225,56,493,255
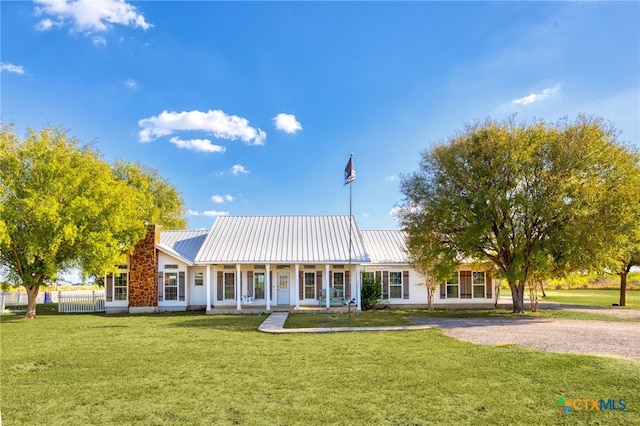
247,271,254,298
382,271,389,299
486,271,493,299
299,270,304,300
460,271,472,299
178,271,185,301
106,274,113,302
375,271,382,298
345,271,350,299
440,283,446,299
403,271,410,299
217,271,223,301
158,272,164,302
316,270,322,298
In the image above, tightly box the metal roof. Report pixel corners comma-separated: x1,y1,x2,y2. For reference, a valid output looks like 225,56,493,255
194,215,369,264
360,230,408,264
159,230,210,264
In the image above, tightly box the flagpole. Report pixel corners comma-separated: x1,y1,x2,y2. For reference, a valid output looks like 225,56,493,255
348,152,353,321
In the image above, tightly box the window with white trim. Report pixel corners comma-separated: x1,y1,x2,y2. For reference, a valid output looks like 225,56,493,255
304,272,315,299
114,273,128,301
446,274,459,298
194,271,204,286
473,271,485,298
165,272,178,301
333,272,344,294
389,271,402,299
224,272,235,299
254,272,265,299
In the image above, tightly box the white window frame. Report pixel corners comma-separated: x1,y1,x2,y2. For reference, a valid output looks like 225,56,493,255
304,272,316,299
473,271,486,298
194,271,204,286
446,273,459,299
389,271,403,299
224,272,235,300
333,271,344,294
254,272,265,299
165,272,178,301
114,272,128,301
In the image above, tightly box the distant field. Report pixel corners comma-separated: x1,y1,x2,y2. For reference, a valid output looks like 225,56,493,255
1,309,639,425
500,288,639,310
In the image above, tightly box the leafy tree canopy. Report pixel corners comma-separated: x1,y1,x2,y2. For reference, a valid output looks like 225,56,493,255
398,115,640,313
0,125,187,317
112,159,188,230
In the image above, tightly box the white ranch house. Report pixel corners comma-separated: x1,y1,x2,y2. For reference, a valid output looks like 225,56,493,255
105,216,498,313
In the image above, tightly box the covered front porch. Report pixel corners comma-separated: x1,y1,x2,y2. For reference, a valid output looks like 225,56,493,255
201,263,362,312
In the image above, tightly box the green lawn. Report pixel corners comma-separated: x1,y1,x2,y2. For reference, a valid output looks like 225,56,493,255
2,309,639,425
541,289,640,309
498,287,640,310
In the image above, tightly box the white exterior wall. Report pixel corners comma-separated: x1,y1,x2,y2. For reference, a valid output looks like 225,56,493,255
360,266,425,305
434,264,497,306
189,266,207,307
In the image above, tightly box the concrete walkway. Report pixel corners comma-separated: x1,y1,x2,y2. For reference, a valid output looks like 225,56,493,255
258,312,432,334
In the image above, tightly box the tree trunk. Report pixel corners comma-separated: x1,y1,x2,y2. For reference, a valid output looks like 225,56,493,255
540,282,547,298
427,284,435,311
25,285,40,319
510,281,525,313
619,272,627,307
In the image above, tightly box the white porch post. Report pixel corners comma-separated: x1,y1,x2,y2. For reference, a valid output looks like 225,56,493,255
294,264,300,310
236,264,242,311
206,265,211,311
266,264,271,311
325,264,330,308
212,265,217,307
355,264,361,311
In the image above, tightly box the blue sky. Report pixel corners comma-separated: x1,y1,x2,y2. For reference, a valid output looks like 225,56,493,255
2,0,639,232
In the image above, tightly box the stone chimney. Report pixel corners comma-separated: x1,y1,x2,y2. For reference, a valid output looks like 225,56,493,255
128,224,160,313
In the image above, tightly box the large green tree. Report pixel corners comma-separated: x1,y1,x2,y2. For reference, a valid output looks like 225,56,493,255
398,116,639,313
112,159,188,230
0,126,186,318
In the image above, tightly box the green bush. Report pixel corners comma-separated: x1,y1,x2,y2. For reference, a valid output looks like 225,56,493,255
360,272,382,311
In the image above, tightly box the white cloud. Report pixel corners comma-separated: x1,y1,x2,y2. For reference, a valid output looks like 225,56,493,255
123,78,137,89
187,209,229,217
169,136,226,153
385,175,397,182
512,85,560,105
138,109,266,145
92,36,107,47
0,63,25,74
273,113,302,134
389,207,402,217
231,164,249,175
211,194,233,203
34,0,152,34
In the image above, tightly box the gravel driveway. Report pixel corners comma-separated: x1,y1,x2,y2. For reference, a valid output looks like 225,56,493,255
410,315,640,362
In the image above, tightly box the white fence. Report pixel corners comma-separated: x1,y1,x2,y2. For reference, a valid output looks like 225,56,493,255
58,291,106,313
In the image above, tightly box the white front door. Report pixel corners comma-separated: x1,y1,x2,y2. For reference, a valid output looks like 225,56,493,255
277,272,290,305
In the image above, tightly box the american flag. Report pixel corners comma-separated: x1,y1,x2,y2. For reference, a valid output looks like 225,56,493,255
344,156,356,184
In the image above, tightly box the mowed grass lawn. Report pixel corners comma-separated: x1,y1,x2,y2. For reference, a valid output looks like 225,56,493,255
1,309,639,426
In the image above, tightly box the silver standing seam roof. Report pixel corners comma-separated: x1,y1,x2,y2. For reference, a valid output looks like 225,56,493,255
159,229,210,264
360,230,408,264
194,215,369,264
